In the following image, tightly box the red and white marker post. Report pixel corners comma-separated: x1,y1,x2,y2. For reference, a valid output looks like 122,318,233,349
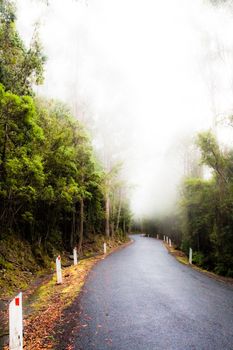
73,247,78,265
9,292,23,350
103,243,107,254
56,256,62,284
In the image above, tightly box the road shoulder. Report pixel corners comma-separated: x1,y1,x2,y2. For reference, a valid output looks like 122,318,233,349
163,240,233,287
2,238,132,350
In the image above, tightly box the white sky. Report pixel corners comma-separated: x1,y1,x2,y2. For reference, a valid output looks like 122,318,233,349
16,0,233,218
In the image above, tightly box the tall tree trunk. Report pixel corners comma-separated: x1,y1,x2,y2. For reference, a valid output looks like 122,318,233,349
123,218,126,234
70,209,75,249
110,222,115,237
110,192,115,237
78,198,84,254
105,193,110,237
0,122,8,181
116,190,122,232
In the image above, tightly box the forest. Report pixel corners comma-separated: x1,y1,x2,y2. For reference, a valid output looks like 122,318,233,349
0,0,131,267
1,0,233,282
0,1,233,350
140,129,233,277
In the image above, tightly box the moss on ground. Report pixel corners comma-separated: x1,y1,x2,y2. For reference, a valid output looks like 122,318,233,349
2,237,131,350
0,232,129,298
0,233,130,348
0,235,54,298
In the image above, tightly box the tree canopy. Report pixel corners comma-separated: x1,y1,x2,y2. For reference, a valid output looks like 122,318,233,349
0,0,131,259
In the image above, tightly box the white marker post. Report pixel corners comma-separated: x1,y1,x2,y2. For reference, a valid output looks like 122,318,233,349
103,242,107,254
56,256,62,284
157,234,159,239
189,248,193,264
163,235,165,242
169,238,172,247
9,292,23,350
166,236,169,244
73,247,78,265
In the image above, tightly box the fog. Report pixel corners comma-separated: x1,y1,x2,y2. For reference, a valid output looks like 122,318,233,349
17,0,233,218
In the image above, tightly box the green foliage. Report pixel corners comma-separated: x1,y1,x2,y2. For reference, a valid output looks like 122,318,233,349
146,130,233,277
180,178,215,252
0,0,131,266
0,84,44,233
0,90,131,251
0,233,54,297
0,0,45,95
180,239,190,255
178,131,233,275
192,251,205,267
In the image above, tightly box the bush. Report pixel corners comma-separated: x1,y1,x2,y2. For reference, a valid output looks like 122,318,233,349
192,251,205,267
180,239,190,256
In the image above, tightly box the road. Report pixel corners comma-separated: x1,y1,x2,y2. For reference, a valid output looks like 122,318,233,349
73,235,233,350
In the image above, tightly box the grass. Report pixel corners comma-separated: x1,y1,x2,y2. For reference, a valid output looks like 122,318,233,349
176,256,189,265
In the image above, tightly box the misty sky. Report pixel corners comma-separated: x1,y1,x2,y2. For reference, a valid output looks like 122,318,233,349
17,0,233,218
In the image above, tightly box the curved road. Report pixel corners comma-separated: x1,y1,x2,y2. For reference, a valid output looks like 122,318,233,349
74,235,233,350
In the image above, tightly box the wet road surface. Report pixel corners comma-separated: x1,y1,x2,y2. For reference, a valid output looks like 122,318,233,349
74,235,233,350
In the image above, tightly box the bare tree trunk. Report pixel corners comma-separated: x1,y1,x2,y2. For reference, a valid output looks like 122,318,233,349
110,192,115,237
123,219,126,234
78,198,84,254
110,222,115,237
116,190,122,232
105,193,110,237
0,123,8,181
70,209,75,249
197,231,200,251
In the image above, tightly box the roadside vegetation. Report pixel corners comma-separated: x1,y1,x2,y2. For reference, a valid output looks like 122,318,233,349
139,129,233,277
1,238,131,350
0,0,131,298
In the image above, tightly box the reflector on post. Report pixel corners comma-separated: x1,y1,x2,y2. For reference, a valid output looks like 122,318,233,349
9,292,23,350
56,256,62,284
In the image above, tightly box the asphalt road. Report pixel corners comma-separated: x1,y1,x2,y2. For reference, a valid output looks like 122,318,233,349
74,235,233,350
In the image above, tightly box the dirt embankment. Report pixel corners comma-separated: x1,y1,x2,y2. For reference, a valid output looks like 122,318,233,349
0,236,130,350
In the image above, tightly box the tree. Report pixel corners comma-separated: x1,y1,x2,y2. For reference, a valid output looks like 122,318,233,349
0,0,45,96
0,0,131,264
35,98,107,253
0,84,44,236
175,131,233,275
